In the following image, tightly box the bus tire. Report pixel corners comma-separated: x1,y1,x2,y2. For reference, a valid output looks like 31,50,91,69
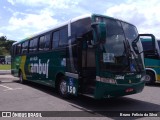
58,77,69,98
19,71,25,84
145,71,155,85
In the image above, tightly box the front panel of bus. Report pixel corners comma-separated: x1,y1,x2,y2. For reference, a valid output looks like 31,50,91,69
91,15,145,99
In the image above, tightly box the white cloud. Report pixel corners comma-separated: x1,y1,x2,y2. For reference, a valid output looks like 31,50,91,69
7,0,79,8
0,33,4,36
5,0,82,40
4,11,59,40
105,0,160,38
9,12,58,30
3,6,15,13
7,0,47,6
7,0,15,5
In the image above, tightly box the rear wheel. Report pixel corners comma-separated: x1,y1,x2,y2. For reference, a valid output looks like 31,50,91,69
145,71,155,85
58,77,69,98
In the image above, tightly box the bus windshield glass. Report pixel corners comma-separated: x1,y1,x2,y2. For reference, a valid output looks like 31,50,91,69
122,22,145,72
94,16,144,73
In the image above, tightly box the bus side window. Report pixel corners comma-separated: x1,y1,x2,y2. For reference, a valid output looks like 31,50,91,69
39,36,45,51
22,42,25,54
11,45,15,56
44,33,50,51
59,27,68,47
38,34,50,51
33,38,38,52
25,41,28,54
29,38,38,53
52,31,59,49
22,41,28,54
29,39,33,53
71,17,91,37
16,43,21,55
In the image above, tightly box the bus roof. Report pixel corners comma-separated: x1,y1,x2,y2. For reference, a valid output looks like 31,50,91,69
13,14,92,45
13,14,134,45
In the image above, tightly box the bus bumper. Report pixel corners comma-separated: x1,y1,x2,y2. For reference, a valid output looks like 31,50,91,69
94,81,145,99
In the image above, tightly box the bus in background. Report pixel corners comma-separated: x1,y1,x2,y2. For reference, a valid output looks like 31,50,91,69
5,55,11,64
11,14,145,99
140,34,160,85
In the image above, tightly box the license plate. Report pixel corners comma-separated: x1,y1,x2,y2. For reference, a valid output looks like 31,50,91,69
126,88,133,93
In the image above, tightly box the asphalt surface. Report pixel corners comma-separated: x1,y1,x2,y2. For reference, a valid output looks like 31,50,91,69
0,74,160,120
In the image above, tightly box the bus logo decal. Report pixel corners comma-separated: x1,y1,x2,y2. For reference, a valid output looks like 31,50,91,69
30,59,50,78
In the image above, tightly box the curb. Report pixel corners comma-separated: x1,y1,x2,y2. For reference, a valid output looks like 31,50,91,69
0,70,11,75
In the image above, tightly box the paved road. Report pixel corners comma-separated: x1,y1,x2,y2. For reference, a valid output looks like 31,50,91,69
0,75,160,120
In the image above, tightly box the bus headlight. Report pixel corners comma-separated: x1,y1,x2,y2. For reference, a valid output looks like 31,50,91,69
140,76,146,82
100,78,116,84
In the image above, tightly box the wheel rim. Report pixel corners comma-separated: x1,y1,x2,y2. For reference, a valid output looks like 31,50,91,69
145,75,151,82
60,80,67,95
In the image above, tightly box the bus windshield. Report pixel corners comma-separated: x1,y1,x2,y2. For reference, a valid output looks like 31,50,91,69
94,16,144,73
121,22,145,72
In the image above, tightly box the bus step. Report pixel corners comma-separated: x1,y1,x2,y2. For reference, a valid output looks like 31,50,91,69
83,85,95,94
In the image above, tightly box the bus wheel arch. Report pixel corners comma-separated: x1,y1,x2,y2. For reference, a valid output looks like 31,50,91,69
55,72,69,98
145,70,156,85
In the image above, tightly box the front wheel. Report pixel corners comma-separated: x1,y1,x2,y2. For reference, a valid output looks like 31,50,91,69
145,71,155,85
58,77,69,98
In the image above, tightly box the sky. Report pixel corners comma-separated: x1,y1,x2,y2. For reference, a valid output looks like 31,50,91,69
0,0,160,41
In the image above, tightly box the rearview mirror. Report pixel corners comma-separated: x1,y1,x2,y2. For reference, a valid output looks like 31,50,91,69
91,22,106,43
132,42,139,54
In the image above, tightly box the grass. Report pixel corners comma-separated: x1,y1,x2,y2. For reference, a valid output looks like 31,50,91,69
0,64,11,70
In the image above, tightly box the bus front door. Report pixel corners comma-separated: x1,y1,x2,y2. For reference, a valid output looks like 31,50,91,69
80,38,96,95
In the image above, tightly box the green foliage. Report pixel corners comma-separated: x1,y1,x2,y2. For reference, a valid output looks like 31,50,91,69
0,36,16,55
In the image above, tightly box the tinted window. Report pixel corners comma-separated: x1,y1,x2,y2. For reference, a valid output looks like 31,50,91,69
44,34,50,50
95,17,130,72
21,42,25,54
141,41,153,51
11,45,16,56
39,36,45,51
16,44,21,55
39,34,50,51
59,27,68,46
33,38,38,52
29,38,38,53
21,41,28,54
121,22,138,41
71,18,91,37
29,39,33,52
104,19,125,56
52,31,59,49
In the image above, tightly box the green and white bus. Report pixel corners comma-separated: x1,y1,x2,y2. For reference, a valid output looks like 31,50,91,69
140,34,160,84
11,14,146,99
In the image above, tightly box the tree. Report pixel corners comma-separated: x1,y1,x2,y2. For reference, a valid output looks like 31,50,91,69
0,36,7,42
0,36,16,55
